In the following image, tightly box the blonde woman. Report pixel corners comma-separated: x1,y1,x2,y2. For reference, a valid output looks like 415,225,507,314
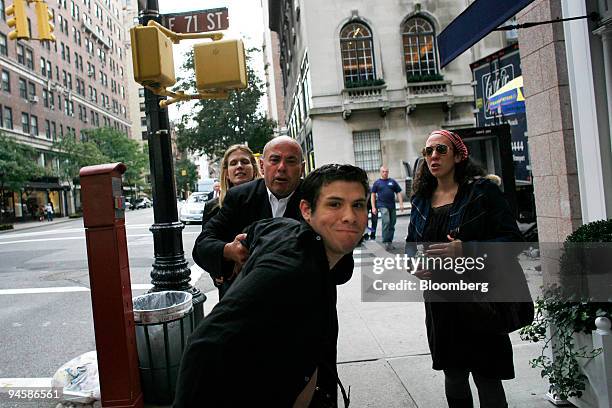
201,144,261,227
199,144,261,295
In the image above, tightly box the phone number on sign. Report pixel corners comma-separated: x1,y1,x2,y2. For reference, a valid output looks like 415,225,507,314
1,388,62,401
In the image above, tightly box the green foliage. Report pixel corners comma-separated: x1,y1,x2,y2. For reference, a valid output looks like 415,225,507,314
0,133,44,191
174,158,198,198
0,223,14,231
520,219,612,400
406,73,444,83
344,78,386,88
53,127,149,188
174,48,275,158
0,133,44,222
565,219,612,243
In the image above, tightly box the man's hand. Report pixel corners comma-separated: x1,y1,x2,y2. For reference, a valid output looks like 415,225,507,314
371,207,377,216
223,233,248,265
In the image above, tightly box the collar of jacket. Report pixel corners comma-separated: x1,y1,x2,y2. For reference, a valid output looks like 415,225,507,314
408,178,486,242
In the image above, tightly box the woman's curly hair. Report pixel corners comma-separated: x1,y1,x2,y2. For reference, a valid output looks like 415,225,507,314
411,157,486,199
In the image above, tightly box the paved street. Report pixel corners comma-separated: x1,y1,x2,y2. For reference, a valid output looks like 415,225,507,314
0,208,214,384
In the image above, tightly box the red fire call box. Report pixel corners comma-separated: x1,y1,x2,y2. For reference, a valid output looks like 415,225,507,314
80,162,143,408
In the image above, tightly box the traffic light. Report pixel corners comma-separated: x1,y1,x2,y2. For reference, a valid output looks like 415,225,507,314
6,0,30,41
34,1,55,41
193,39,247,92
130,25,176,88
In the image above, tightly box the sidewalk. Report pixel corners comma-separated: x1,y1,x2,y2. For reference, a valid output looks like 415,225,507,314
332,240,551,407
0,216,77,233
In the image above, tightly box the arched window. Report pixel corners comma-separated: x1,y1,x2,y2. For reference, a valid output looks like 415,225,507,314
340,22,376,85
402,16,438,78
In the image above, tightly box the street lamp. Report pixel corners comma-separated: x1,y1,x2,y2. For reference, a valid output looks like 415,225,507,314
137,0,205,322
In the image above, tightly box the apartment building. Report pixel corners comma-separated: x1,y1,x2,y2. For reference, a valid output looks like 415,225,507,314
0,0,133,219
266,0,514,181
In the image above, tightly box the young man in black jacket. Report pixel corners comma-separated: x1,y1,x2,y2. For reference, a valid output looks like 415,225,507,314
174,164,369,408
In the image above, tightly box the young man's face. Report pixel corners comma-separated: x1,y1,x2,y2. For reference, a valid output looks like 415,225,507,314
300,181,368,266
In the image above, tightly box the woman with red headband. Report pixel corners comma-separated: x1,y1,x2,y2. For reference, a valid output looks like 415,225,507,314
405,129,524,407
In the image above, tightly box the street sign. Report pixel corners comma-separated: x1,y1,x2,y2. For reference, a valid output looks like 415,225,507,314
161,7,229,34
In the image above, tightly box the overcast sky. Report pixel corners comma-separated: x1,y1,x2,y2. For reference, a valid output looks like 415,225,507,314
155,0,267,122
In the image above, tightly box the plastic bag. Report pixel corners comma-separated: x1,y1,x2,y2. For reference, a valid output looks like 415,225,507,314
52,351,100,404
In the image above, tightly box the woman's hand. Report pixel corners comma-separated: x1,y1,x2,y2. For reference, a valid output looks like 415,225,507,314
413,269,432,280
425,235,463,258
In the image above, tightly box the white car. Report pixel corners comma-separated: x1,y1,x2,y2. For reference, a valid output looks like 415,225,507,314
179,192,209,224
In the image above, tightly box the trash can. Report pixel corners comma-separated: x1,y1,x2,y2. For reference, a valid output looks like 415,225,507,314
133,291,194,405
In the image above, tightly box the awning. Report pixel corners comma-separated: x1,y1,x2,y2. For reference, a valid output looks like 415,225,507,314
438,0,535,68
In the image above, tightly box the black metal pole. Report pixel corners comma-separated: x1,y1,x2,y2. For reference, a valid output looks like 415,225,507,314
137,0,204,323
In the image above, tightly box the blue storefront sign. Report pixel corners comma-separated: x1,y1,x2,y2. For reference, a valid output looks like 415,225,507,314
471,44,531,183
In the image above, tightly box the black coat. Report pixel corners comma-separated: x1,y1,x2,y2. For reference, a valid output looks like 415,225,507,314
193,178,353,286
175,218,342,407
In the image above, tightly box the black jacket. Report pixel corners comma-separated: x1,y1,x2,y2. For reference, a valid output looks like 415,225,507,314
193,178,353,286
175,218,342,407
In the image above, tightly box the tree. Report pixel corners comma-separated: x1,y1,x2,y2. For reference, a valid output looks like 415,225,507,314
174,158,198,199
83,128,149,189
0,133,43,222
53,128,149,189
175,48,276,158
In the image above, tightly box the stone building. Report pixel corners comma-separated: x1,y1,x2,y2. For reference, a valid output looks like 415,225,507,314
0,0,135,219
266,0,514,182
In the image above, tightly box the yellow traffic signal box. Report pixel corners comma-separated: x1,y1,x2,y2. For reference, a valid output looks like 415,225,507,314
34,1,55,41
130,25,176,88
6,0,30,40
194,39,247,92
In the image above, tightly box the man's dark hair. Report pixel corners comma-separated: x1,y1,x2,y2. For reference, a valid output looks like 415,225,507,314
412,157,486,198
302,164,369,212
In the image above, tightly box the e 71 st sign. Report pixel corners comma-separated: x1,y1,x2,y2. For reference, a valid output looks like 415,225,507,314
161,7,229,34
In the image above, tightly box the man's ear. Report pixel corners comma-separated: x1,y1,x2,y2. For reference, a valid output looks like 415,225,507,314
259,157,265,174
300,199,312,222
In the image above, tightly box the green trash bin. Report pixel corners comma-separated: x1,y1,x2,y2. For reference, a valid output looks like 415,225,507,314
133,291,194,405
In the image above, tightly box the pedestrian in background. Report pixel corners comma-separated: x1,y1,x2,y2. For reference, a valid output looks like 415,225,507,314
200,144,261,296
405,129,524,408
207,181,221,201
45,203,54,221
175,164,367,408
363,196,377,241
371,166,403,250
193,136,355,298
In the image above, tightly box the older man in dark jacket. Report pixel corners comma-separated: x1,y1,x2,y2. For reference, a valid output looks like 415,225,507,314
174,164,369,408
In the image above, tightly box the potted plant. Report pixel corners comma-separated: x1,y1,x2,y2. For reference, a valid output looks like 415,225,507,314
520,219,612,405
345,78,385,88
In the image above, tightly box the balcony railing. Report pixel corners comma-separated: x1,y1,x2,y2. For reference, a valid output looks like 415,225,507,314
341,85,389,118
405,80,454,107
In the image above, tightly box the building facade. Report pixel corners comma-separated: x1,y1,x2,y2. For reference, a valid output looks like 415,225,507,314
266,0,515,182
0,0,134,220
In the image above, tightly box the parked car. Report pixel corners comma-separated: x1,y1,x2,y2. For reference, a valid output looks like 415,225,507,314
179,192,209,224
134,197,152,209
